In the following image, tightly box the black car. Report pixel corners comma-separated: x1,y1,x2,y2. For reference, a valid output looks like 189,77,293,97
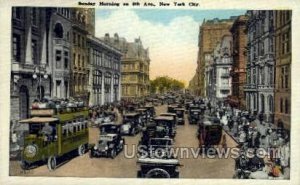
89,133,124,158
188,109,201,124
99,122,121,134
120,113,141,135
154,116,176,138
143,105,156,119
174,108,185,125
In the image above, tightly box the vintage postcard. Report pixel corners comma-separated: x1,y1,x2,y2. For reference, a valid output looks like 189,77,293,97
0,0,299,185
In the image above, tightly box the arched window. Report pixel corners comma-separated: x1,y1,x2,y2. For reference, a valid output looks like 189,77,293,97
54,23,64,38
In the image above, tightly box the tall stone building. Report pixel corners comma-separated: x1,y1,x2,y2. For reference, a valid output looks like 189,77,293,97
104,34,150,99
11,7,50,121
244,10,275,122
229,15,248,108
192,17,235,97
87,35,122,106
274,10,292,129
70,8,95,104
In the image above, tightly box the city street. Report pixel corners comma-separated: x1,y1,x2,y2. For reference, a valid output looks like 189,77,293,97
10,104,238,178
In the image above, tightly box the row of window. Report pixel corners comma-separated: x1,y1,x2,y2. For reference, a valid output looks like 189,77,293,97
280,98,289,114
56,8,71,19
246,66,274,86
73,53,86,69
73,74,87,93
12,7,39,26
92,49,120,71
62,119,88,137
73,32,86,48
280,66,289,89
249,37,274,61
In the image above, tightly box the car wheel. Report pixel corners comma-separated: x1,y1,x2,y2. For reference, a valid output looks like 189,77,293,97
47,156,56,171
145,168,170,178
110,149,116,159
78,144,85,156
20,160,29,170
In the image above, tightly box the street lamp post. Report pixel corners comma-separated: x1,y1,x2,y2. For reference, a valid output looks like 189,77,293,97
32,64,48,101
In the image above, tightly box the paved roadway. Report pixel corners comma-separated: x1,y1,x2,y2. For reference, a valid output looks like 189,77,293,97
10,104,238,178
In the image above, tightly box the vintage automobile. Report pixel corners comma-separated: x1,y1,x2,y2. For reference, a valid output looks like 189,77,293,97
99,122,121,134
154,116,176,138
139,122,168,147
174,108,185,125
143,105,156,119
137,157,180,178
167,105,178,114
136,108,148,124
159,113,177,125
120,113,141,135
89,133,124,159
197,116,223,151
19,106,89,171
188,109,201,124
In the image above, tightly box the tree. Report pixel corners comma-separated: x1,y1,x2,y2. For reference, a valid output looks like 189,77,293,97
150,76,185,94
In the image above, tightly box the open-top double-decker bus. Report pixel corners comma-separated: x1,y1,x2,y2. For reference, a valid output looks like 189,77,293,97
19,106,89,171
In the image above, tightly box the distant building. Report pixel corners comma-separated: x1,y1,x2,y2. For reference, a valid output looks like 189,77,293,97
229,15,248,108
244,10,275,122
86,35,122,106
104,34,150,99
190,17,235,97
274,10,291,129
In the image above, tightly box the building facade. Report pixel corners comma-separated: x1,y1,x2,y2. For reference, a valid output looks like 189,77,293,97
48,8,72,99
207,35,233,103
229,15,248,108
190,17,235,97
87,35,122,106
11,7,51,121
244,10,275,122
274,10,291,129
70,8,95,104
104,34,150,99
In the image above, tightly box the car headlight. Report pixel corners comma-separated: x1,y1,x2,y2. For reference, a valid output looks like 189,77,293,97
24,145,37,158
94,146,98,150
105,146,108,150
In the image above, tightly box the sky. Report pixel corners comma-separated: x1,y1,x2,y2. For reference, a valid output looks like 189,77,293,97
95,9,246,86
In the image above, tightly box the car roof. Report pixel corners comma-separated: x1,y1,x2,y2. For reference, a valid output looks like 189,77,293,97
137,158,179,165
154,116,174,121
124,113,139,116
160,113,176,116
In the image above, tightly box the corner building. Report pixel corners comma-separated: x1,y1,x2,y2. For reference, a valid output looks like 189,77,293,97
104,34,150,99
195,17,235,97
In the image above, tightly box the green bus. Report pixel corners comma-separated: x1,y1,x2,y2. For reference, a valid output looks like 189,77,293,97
19,108,89,171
